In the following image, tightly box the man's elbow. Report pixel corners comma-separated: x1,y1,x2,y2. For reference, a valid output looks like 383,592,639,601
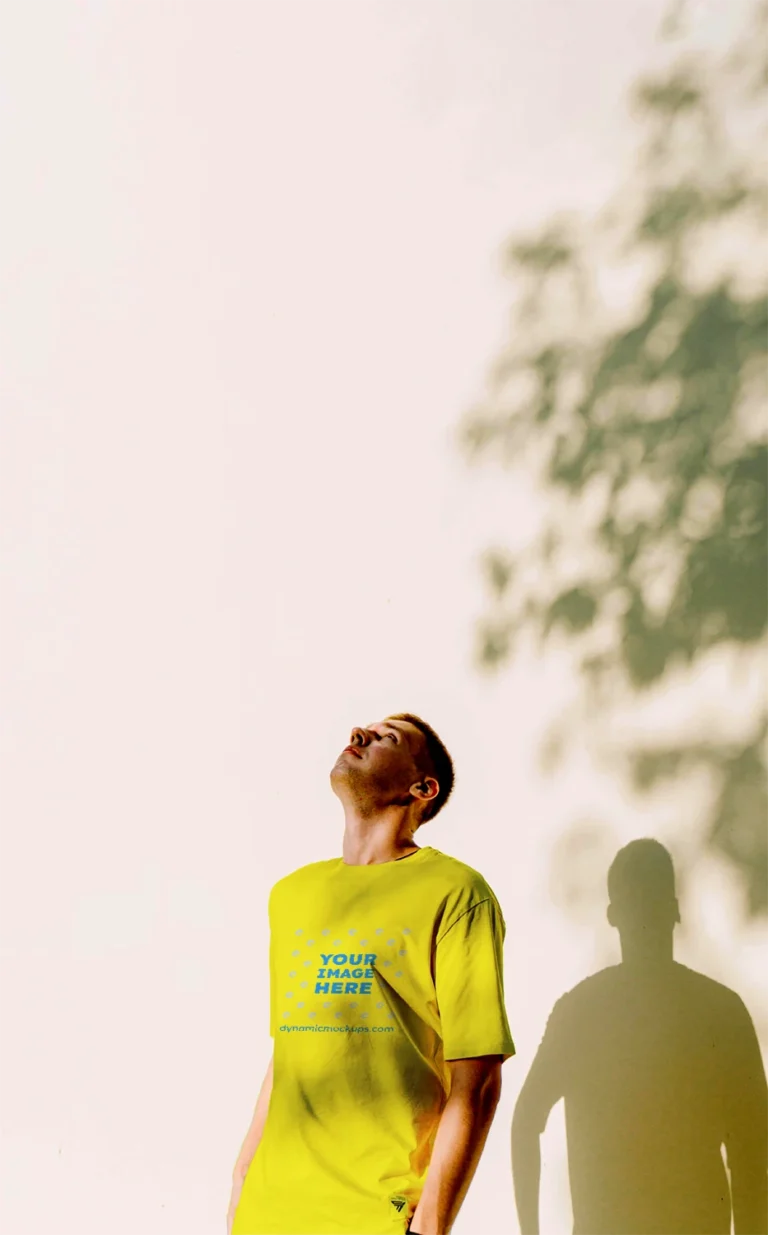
478,1065,503,1114
448,1057,503,1113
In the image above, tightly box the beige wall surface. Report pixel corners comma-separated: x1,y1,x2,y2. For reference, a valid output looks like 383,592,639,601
1,3,764,1233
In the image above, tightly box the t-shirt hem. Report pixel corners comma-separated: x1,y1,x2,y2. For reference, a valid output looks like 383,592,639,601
443,1043,516,1061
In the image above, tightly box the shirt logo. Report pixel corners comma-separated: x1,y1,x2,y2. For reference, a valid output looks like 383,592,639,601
389,1195,407,1213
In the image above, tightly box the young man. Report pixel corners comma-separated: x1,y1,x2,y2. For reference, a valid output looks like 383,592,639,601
228,712,515,1235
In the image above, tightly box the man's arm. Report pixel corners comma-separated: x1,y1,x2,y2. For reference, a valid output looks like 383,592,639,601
408,1056,503,1235
226,1053,274,1235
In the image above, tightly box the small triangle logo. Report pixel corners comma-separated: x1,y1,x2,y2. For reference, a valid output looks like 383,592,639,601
389,1195,406,1213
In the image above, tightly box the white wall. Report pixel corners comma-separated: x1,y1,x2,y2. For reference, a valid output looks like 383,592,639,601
2,3,764,1232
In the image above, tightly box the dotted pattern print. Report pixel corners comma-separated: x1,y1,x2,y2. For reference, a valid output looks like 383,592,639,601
278,926,413,1031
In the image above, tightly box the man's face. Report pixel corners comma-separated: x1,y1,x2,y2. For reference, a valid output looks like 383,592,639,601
330,717,430,809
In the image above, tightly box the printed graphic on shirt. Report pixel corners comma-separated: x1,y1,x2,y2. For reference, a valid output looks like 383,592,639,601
277,925,412,1032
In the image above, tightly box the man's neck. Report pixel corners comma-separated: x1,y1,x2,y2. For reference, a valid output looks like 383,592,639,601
340,805,421,866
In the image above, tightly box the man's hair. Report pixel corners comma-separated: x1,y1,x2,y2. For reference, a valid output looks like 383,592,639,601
387,712,455,823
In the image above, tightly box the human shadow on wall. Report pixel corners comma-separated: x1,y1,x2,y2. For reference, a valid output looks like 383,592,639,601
511,838,768,1235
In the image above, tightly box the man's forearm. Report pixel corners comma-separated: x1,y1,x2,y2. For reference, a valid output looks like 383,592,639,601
409,1085,500,1235
232,1059,274,1182
227,1063,274,1235
511,1116,542,1235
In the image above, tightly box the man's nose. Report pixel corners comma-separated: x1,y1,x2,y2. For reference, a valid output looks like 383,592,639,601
351,727,370,746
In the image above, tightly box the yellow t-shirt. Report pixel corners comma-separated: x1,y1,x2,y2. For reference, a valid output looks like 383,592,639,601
232,844,515,1235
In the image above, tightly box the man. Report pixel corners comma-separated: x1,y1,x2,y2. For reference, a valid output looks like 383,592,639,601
228,712,515,1235
511,838,768,1235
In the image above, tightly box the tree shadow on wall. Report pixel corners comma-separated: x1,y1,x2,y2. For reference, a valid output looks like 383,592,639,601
460,2,768,918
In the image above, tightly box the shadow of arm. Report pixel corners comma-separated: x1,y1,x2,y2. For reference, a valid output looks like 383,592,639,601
724,1000,768,1235
511,1007,567,1235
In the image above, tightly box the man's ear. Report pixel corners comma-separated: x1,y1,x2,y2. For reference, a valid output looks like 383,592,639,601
411,778,438,803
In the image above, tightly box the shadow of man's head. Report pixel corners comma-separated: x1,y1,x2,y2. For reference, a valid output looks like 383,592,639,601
606,838,680,967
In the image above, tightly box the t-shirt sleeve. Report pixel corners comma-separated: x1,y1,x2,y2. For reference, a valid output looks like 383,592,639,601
435,897,516,1062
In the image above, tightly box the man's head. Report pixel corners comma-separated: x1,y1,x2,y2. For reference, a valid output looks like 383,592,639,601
330,712,454,826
